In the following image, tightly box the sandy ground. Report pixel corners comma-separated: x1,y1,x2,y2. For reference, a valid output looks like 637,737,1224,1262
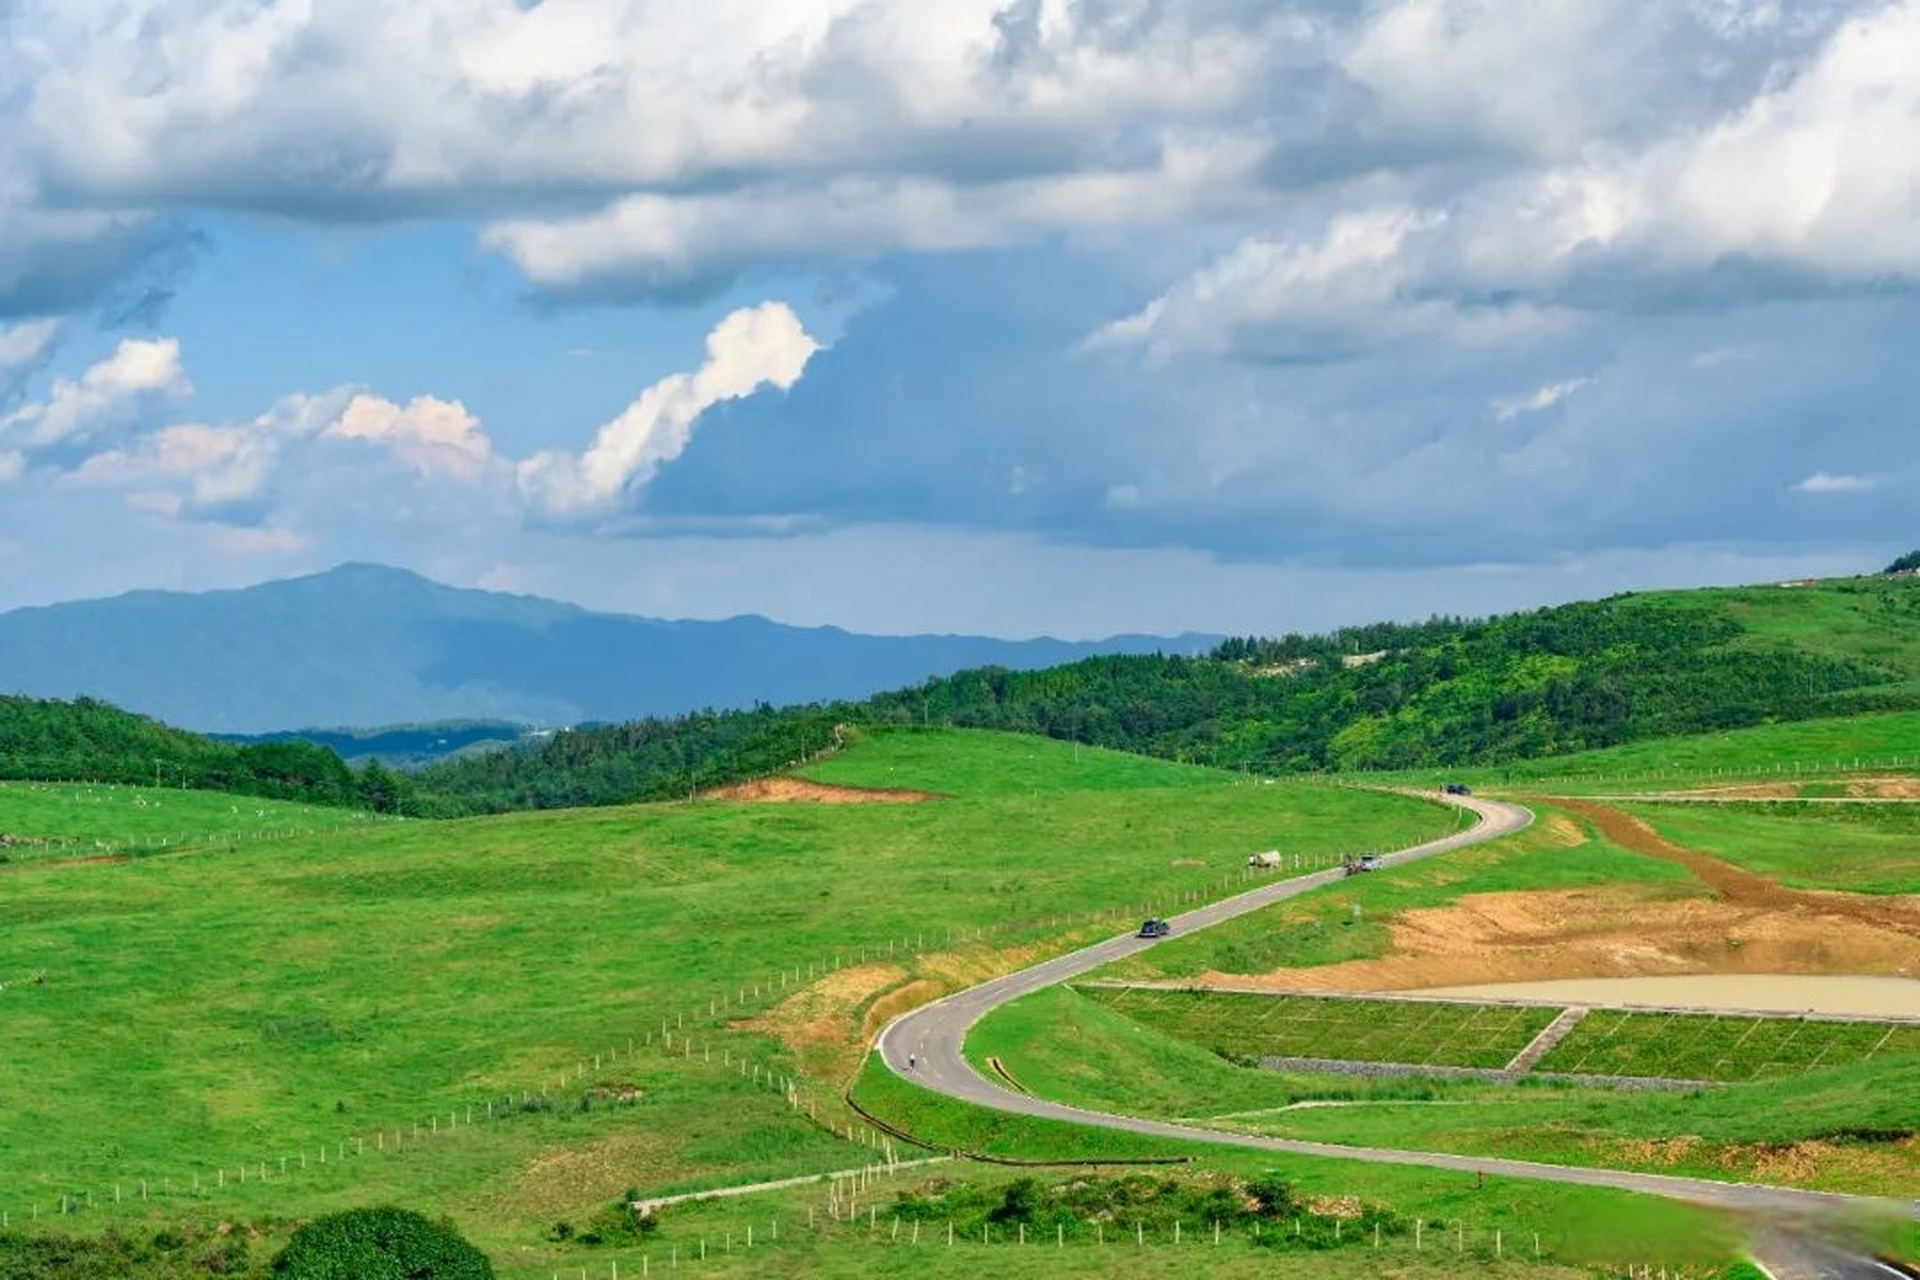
1595,774,1920,800
1417,973,1920,1018
708,777,941,804
1203,800,1920,994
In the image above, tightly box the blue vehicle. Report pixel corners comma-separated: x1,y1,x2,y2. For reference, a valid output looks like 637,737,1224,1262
1136,918,1171,939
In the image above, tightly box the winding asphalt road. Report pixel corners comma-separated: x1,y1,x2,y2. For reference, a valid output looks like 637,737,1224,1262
875,791,1917,1272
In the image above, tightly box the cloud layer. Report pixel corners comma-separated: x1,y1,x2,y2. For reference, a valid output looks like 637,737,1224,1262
1,2,1916,634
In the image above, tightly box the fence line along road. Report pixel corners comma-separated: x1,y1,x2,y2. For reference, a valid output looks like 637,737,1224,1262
875,791,1919,1232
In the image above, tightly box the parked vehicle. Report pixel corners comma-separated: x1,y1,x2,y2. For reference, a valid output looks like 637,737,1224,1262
1136,918,1171,939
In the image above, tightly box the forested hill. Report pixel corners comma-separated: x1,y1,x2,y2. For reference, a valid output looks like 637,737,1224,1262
0,697,403,811
409,574,1920,813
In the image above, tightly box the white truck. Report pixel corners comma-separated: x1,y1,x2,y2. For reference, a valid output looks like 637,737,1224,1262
1247,849,1282,868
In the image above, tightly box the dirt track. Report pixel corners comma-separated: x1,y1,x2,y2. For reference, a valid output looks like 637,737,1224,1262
1554,799,1920,934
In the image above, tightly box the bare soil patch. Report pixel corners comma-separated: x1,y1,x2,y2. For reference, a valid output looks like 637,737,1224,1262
1539,814,1590,847
1847,775,1920,799
1556,800,1920,933
1206,881,1920,994
736,963,910,1082
707,777,941,805
498,1129,687,1220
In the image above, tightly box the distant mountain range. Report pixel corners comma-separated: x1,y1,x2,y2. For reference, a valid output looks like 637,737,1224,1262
0,564,1215,733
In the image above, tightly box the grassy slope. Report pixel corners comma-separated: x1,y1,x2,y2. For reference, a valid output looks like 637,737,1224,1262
1074,986,1559,1069
0,728,1451,1270
1620,801,1920,894
0,781,381,862
850,1056,1738,1272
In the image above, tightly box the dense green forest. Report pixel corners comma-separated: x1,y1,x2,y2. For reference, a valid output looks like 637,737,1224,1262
1889,549,1920,573
409,575,1920,813
405,705,850,815
0,696,404,812
8,575,1917,817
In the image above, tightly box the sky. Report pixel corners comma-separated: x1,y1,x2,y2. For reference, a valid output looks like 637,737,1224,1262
1,0,1915,638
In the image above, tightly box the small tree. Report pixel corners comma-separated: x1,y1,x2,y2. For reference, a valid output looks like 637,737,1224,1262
356,759,405,813
273,1207,492,1279
1886,549,1920,574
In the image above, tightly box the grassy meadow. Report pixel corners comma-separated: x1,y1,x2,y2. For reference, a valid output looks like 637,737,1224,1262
0,780,384,864
1535,1008,1920,1081
0,728,1459,1271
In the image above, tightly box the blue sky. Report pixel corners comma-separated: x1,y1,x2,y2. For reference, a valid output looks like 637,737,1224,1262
1,1,1914,637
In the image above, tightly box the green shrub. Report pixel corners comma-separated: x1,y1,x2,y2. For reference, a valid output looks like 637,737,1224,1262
272,1207,491,1279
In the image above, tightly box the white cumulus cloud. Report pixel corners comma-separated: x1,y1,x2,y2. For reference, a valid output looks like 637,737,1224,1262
326,394,493,481
0,337,188,450
70,390,347,513
518,302,820,516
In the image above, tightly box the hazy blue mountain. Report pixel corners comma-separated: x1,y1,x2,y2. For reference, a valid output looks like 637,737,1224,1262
0,564,1214,733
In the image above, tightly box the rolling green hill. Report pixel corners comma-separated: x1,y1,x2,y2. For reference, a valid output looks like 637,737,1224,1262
412,574,1920,813
0,729,1459,1276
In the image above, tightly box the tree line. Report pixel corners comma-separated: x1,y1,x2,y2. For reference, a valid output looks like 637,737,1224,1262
0,696,407,813
7,576,1914,818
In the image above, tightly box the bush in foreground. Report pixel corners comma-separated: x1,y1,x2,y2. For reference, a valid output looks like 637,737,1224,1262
272,1207,490,1279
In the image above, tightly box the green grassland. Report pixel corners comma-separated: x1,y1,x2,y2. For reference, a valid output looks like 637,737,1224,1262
0,728,1457,1270
1535,1009,1920,1082
0,780,383,863
1076,986,1558,1069
848,1056,1744,1275
1620,801,1920,894
964,986,1920,1200
1092,803,1698,983
1421,709,1920,793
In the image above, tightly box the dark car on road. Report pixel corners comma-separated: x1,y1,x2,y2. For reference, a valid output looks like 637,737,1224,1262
1443,782,1473,796
1136,918,1171,939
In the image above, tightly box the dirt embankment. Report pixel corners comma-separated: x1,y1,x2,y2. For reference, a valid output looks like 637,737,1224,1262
707,777,942,805
734,941,1053,1085
1208,801,1920,993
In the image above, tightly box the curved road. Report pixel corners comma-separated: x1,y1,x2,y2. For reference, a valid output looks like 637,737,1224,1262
876,791,1917,1270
